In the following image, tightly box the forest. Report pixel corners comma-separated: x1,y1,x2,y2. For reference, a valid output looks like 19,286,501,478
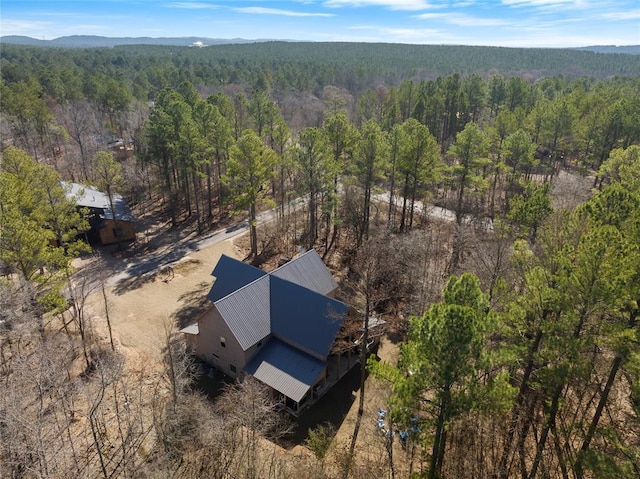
0,41,639,478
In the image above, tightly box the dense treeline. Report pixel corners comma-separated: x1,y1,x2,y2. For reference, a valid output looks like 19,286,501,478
1,43,639,478
370,143,640,479
2,42,640,103
3,47,639,246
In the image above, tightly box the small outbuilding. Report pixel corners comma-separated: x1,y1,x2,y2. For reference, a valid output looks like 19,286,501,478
64,182,136,245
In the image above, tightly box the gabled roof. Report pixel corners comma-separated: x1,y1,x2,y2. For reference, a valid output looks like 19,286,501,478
215,275,271,351
271,249,338,296
205,251,348,359
199,251,350,404
244,338,325,403
207,254,266,302
63,182,136,222
270,275,348,360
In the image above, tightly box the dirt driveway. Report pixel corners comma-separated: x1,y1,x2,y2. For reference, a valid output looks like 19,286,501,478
84,238,242,368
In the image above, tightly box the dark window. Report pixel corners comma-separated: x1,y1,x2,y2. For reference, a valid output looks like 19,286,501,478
257,340,262,348
230,364,237,373
220,337,226,348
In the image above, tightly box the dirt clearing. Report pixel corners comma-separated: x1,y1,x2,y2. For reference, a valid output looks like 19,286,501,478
85,239,241,369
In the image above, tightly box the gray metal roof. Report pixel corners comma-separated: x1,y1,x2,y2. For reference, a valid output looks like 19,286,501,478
63,182,136,222
243,338,325,403
270,275,348,360
207,254,266,302
205,250,349,402
215,275,271,351
271,250,338,296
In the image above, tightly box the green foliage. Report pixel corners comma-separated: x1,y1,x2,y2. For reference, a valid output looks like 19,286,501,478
447,122,490,223
502,128,536,180
305,423,335,460
224,129,276,257
371,273,503,478
92,151,123,199
507,181,552,242
406,273,489,388
0,147,88,308
598,144,640,194
225,130,276,210
352,120,390,242
293,127,335,248
395,118,442,232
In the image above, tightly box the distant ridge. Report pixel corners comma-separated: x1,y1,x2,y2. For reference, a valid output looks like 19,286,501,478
0,35,273,48
575,45,640,55
1,35,638,53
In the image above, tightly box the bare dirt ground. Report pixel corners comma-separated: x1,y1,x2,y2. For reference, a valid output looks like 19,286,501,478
76,219,408,474
83,238,241,369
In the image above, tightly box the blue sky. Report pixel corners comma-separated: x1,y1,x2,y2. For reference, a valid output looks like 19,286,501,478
1,1,639,48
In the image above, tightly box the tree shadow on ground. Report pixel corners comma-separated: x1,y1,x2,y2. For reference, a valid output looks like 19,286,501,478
112,270,159,296
193,365,234,401
278,365,361,449
111,241,200,295
173,281,211,329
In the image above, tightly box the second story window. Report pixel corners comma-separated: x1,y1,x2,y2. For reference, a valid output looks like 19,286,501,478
220,336,226,348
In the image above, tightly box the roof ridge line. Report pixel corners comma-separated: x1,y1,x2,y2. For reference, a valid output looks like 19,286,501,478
214,250,319,304
213,271,270,304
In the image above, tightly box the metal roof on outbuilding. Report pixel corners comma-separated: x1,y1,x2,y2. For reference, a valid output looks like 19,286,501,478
207,254,266,302
63,182,136,222
271,249,338,296
215,275,271,351
244,338,325,403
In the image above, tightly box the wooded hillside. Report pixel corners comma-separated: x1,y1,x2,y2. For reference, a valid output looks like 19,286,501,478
1,41,639,478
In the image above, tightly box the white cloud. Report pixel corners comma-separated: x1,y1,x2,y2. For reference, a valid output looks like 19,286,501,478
235,7,334,17
348,24,445,42
164,2,220,9
415,12,509,26
501,0,575,6
599,8,640,21
0,19,52,36
323,0,437,11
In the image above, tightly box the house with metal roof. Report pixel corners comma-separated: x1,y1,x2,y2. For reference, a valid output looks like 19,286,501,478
63,182,136,244
181,250,356,414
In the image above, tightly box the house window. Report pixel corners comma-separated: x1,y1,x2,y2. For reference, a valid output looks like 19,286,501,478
220,336,226,348
230,364,237,373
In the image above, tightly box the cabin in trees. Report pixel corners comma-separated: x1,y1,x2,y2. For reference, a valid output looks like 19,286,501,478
181,250,377,415
64,182,136,245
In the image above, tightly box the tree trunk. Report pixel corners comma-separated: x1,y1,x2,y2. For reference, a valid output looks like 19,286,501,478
498,327,544,479
429,388,451,479
308,189,317,250
249,202,258,258
456,171,467,225
399,174,410,233
575,355,622,479
387,151,397,231
528,382,564,479
342,292,371,479
101,282,115,352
